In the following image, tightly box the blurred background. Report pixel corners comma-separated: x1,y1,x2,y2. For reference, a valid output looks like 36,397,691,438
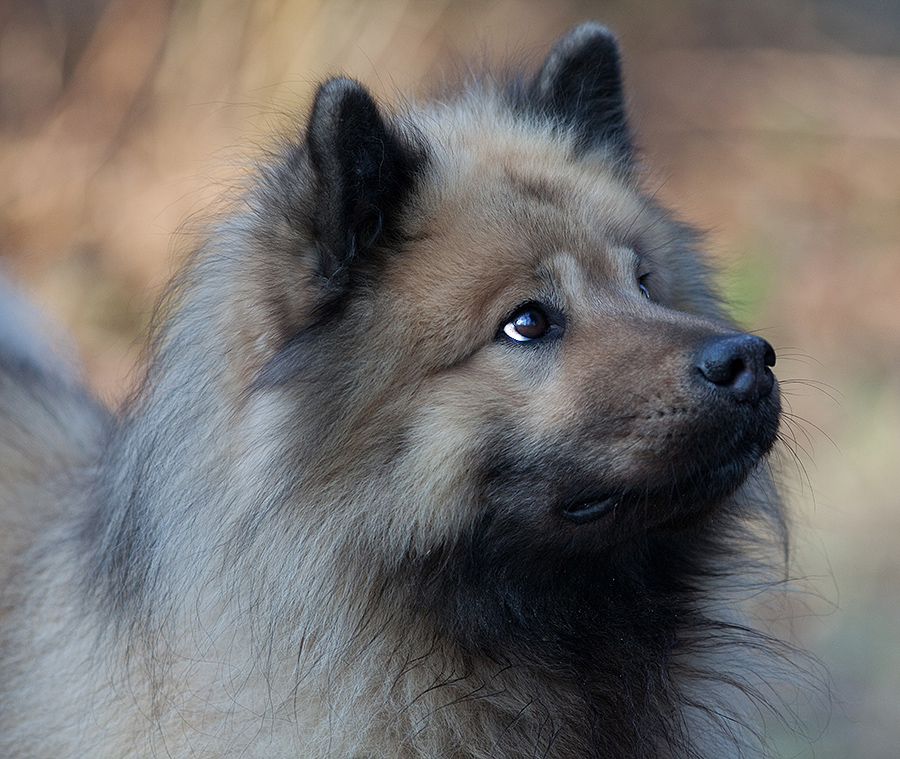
1,0,897,755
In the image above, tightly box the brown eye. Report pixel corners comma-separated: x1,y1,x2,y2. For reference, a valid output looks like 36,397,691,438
502,305,553,343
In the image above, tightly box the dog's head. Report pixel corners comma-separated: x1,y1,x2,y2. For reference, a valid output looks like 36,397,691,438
241,24,779,560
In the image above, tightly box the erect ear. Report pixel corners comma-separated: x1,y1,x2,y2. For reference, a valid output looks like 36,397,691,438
529,23,632,158
305,77,420,285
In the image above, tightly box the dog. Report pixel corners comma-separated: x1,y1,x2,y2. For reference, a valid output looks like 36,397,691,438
0,23,794,758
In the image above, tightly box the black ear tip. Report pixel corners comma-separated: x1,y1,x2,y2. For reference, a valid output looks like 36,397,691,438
535,22,625,96
555,22,620,54
313,77,370,106
540,22,622,80
309,78,377,135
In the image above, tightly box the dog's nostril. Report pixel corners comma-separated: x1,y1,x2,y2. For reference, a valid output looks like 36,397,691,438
696,333,776,403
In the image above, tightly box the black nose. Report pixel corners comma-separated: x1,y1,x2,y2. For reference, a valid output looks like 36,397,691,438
695,333,776,403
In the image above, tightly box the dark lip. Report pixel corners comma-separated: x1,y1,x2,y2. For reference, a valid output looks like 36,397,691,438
561,494,622,524
558,454,769,530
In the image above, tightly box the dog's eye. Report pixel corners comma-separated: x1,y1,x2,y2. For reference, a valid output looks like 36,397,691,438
638,273,651,300
502,304,558,343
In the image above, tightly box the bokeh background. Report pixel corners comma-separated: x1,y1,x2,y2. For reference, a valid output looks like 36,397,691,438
1,0,898,755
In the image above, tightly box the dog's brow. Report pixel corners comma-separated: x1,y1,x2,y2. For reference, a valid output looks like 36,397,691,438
503,167,560,205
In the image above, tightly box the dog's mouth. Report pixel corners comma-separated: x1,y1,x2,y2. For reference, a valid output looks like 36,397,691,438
560,493,623,524
557,456,767,530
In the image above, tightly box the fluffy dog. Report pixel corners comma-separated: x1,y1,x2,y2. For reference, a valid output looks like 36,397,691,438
0,23,793,758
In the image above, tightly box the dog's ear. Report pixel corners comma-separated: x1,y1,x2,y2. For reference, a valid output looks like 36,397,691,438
305,78,419,284
529,23,632,159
